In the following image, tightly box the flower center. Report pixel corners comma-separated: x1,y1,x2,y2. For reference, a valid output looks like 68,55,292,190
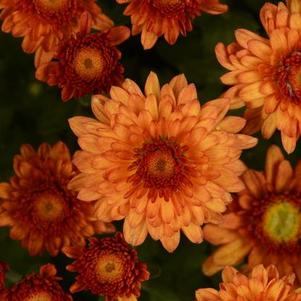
263,201,301,244
34,0,69,11
33,191,64,221
127,138,190,201
275,51,301,103
146,150,176,180
25,292,52,301
96,253,124,283
73,48,105,81
151,0,184,15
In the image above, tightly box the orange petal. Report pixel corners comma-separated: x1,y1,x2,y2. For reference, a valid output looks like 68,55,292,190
195,288,220,301
204,225,239,245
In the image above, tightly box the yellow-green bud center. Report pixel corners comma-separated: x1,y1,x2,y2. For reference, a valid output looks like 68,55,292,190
263,202,301,243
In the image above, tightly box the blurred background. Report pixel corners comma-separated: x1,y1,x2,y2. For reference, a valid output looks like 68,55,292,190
1,0,300,300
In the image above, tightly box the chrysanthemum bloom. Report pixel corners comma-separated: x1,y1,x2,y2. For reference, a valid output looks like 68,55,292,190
63,233,149,301
2,264,73,301
203,145,301,283
216,1,301,153
36,26,130,101
68,72,257,252
0,0,113,65
116,0,228,49
0,142,114,256
196,264,301,301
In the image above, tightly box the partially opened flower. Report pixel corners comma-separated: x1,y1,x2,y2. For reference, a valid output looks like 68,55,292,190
68,72,257,252
196,265,301,301
116,0,228,49
0,142,114,256
0,0,113,65
3,264,72,301
63,233,149,301
216,1,301,153
203,145,301,284
36,26,130,101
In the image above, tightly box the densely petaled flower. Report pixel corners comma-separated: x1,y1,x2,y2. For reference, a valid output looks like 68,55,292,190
68,72,257,252
1,264,72,301
0,142,114,256
215,1,301,153
0,0,113,66
116,0,228,49
36,26,130,101
203,145,301,284
63,233,149,301
196,265,301,301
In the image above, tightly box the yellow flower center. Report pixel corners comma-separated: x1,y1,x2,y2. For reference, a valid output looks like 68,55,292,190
96,253,124,282
263,202,301,243
74,48,104,81
25,292,52,301
33,192,64,221
34,0,69,12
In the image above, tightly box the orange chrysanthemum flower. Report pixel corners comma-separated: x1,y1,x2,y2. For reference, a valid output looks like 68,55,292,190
0,142,114,256
116,0,228,49
196,265,301,301
0,0,112,65
1,264,72,301
68,72,257,252
215,1,301,153
203,145,301,283
36,26,130,101
63,233,149,301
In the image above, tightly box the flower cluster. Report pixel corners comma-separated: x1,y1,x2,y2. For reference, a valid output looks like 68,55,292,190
0,0,130,100
2,0,301,300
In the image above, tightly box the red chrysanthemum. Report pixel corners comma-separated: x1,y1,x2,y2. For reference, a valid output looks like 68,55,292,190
116,0,228,49
0,0,113,66
2,264,72,301
36,26,130,101
0,142,114,256
63,233,149,301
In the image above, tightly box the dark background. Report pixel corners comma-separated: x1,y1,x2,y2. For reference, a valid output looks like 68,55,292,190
1,0,300,300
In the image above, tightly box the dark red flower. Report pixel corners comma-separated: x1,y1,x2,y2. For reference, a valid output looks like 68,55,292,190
36,26,130,101
63,233,150,301
3,264,72,301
